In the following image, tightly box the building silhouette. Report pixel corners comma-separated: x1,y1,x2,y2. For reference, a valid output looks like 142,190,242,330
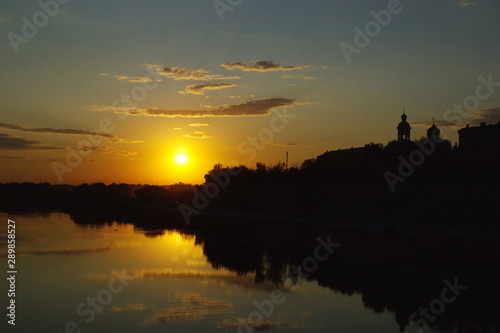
458,121,500,156
397,109,411,141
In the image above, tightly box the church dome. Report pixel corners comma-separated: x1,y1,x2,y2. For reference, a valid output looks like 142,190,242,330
427,119,440,138
397,113,411,129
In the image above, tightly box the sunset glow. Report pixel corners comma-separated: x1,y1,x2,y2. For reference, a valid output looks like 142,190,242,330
174,154,189,167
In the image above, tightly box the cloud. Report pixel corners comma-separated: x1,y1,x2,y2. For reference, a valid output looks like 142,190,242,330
411,120,457,127
114,75,155,83
268,143,297,146
0,133,60,150
282,74,316,80
143,292,233,325
0,155,27,160
458,0,479,7
181,83,236,95
76,146,138,156
89,105,142,116
92,98,300,118
110,303,147,313
411,108,500,128
188,123,210,127
184,132,212,139
217,319,303,330
144,64,240,81
468,107,500,124
222,60,309,72
0,122,142,143
0,242,139,257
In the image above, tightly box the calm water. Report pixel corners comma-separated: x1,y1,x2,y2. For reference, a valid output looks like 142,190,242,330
0,212,496,333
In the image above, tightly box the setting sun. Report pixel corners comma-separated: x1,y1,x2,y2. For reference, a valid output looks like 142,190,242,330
174,153,189,166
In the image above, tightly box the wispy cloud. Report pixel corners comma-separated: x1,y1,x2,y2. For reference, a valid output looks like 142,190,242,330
180,83,236,95
0,242,139,257
144,64,240,81
411,108,499,128
217,319,303,330
89,105,143,116
76,146,138,156
0,122,142,143
110,303,147,313
222,60,309,72
411,120,457,127
184,132,212,139
143,292,233,325
0,15,11,23
0,154,28,160
458,0,479,7
114,75,155,83
282,74,317,80
188,123,210,127
0,133,60,150
92,98,300,118
268,142,297,146
468,107,500,124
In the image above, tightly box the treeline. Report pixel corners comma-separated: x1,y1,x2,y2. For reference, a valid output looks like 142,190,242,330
0,182,195,212
201,139,499,225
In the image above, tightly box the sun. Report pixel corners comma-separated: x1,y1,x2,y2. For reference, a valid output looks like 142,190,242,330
174,153,189,166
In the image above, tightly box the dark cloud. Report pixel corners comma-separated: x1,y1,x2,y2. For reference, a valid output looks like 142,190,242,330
222,60,309,72
144,64,240,81
181,83,236,95
468,107,500,124
217,319,303,330
0,122,141,143
0,242,137,257
0,155,27,160
268,142,297,146
0,133,60,150
76,145,138,156
91,98,301,118
145,98,299,117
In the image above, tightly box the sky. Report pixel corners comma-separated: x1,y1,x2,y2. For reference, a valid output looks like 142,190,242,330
0,0,499,185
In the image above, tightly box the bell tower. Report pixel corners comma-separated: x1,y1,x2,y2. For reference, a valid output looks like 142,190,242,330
397,109,411,141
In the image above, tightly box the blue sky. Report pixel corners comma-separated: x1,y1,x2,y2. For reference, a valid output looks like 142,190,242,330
0,0,499,184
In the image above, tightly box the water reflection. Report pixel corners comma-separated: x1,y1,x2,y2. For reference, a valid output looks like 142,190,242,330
0,211,498,333
67,210,499,333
